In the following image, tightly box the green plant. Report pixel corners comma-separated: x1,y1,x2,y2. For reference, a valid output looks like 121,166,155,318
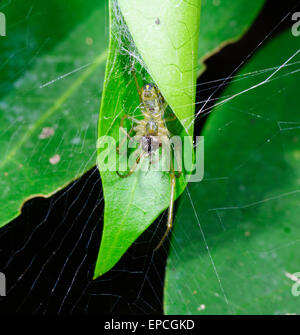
1,0,299,315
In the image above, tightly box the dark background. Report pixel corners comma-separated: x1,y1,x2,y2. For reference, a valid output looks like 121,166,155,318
0,0,299,315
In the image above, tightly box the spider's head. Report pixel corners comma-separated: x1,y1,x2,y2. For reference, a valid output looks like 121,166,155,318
142,83,164,100
141,83,157,97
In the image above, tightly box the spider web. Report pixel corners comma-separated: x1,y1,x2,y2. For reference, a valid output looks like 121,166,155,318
0,0,300,315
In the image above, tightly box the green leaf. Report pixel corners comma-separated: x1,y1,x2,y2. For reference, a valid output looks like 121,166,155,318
164,30,300,314
197,0,265,74
0,0,107,227
94,0,201,277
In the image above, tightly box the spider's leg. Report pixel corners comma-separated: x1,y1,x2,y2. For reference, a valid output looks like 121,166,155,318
117,147,145,178
131,64,143,103
172,141,182,178
154,150,176,251
117,114,138,154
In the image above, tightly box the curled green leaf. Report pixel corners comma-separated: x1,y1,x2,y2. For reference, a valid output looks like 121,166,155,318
95,0,201,277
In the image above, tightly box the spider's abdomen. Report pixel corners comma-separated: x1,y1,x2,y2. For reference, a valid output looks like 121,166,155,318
141,136,159,153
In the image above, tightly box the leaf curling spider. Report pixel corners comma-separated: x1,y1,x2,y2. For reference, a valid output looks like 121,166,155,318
116,66,181,251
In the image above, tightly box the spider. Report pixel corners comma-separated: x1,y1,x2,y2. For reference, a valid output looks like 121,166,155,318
116,66,181,250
